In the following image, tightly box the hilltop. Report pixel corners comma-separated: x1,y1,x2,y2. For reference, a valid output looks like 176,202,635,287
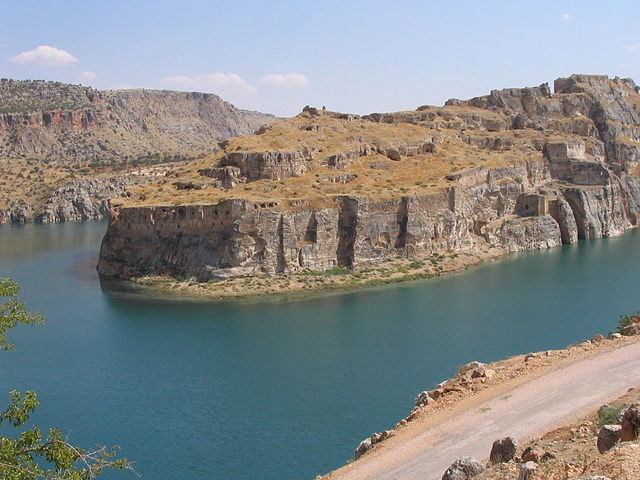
97,74,640,295
0,79,275,222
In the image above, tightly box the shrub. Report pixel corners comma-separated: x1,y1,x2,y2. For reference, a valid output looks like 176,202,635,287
617,311,640,333
597,405,622,427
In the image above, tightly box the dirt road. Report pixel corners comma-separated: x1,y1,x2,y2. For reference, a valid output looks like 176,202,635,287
328,340,640,480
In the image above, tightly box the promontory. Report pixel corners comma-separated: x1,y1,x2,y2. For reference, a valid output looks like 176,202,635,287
97,74,640,298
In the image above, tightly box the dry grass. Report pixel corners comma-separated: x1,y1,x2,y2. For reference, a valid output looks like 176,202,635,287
0,157,181,211
124,110,566,209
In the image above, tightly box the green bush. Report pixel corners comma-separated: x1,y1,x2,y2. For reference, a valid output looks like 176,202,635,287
597,405,622,427
617,311,640,333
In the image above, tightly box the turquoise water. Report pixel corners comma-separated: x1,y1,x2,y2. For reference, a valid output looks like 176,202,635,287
0,221,639,479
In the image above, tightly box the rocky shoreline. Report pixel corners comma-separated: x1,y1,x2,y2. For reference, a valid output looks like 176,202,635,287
123,244,503,301
324,314,640,480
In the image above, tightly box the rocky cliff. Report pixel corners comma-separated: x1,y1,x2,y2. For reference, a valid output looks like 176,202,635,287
0,79,274,162
97,75,640,283
0,79,275,223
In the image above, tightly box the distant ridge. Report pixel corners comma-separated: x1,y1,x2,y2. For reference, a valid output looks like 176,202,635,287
0,78,276,164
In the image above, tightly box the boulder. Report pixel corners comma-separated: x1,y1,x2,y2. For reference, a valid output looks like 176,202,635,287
415,391,431,407
382,148,401,161
524,353,541,362
355,430,394,459
354,438,372,459
483,369,496,379
592,334,605,342
441,456,484,480
597,424,622,453
370,430,393,445
457,361,486,376
489,436,518,464
470,367,496,379
620,404,640,441
429,388,445,399
521,446,544,463
519,461,538,480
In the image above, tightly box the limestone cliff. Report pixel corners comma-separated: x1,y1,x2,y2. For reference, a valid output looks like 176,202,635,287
97,75,640,282
0,79,275,223
0,79,275,162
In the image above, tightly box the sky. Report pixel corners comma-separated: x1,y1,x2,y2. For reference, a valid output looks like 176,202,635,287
2,1,640,117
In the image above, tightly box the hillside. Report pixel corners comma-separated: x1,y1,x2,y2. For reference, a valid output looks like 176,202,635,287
0,79,275,222
97,74,640,291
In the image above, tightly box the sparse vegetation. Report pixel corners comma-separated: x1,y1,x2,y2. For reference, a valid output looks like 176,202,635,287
618,311,640,333
597,404,623,427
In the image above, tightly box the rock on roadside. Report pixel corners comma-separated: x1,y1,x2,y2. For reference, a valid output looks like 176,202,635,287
597,424,622,453
489,436,518,464
442,456,484,480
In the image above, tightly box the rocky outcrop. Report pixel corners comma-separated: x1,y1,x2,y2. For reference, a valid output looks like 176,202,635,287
218,149,314,181
98,156,640,280
0,79,276,224
35,177,153,223
0,79,275,163
448,74,640,174
97,75,640,282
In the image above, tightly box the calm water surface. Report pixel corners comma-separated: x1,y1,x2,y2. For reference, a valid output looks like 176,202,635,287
0,221,639,479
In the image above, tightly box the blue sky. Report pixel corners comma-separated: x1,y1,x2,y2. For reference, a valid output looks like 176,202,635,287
2,1,640,116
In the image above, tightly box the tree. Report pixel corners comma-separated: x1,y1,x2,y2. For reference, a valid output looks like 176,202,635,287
0,278,134,479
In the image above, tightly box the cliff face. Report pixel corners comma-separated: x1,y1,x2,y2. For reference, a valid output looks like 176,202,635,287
0,79,275,223
0,79,275,162
97,75,640,281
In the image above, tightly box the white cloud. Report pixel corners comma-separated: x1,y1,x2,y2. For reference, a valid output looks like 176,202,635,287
624,43,640,52
159,73,257,96
259,72,310,88
79,71,97,80
561,13,572,21
9,45,79,67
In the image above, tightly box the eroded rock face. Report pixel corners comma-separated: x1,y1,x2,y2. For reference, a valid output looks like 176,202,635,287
35,177,147,223
98,159,640,280
0,79,275,163
218,150,313,181
97,75,640,281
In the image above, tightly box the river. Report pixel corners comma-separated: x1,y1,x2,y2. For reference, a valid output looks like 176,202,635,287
0,221,638,479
